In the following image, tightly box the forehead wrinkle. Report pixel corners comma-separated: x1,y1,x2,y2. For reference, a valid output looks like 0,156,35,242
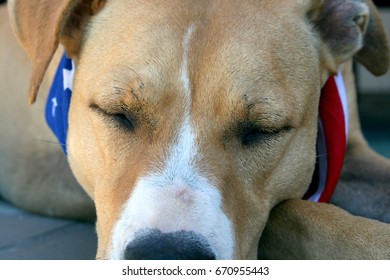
242,93,278,109
111,66,146,98
239,93,293,127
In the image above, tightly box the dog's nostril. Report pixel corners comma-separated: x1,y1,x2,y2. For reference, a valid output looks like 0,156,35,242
124,230,216,260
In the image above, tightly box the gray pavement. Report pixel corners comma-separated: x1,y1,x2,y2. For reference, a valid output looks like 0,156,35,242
0,200,96,260
0,95,389,260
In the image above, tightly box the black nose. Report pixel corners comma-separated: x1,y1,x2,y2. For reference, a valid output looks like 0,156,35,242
124,230,216,260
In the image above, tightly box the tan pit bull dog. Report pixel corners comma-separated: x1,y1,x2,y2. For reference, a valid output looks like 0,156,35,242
1,0,390,259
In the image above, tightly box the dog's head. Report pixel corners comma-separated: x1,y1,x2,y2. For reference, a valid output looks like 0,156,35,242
8,0,389,259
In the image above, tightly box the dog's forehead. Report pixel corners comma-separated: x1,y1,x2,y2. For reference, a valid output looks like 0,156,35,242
80,0,319,112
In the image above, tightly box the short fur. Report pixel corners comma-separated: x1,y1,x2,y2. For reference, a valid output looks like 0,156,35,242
1,0,389,259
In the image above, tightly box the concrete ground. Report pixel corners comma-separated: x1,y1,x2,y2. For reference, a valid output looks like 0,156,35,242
0,95,389,260
0,200,96,259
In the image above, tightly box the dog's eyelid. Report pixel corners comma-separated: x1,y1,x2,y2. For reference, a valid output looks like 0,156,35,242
239,114,293,131
89,103,136,131
242,123,291,136
89,103,102,112
260,122,293,134
89,102,128,115
237,121,293,147
89,103,116,116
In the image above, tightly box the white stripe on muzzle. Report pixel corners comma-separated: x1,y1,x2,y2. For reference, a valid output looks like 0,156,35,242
109,25,234,260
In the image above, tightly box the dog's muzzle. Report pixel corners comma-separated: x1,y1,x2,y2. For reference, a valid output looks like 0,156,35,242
124,229,216,260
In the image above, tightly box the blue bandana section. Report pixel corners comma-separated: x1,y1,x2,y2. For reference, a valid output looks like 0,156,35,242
45,53,74,154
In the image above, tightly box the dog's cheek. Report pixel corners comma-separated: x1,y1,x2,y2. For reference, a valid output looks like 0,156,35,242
67,104,105,198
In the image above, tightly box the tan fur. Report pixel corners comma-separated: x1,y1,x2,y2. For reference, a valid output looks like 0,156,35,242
0,5,95,219
258,199,390,259
65,0,322,259
1,0,390,259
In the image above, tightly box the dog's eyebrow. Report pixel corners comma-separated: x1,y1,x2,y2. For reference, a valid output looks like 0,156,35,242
111,77,145,99
97,64,145,98
242,94,275,110
241,94,294,129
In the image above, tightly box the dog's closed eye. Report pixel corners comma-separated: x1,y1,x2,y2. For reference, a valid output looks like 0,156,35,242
238,123,292,147
110,113,135,130
240,127,268,146
89,103,136,131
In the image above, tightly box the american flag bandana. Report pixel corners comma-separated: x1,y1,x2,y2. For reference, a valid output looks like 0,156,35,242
46,53,348,202
303,72,348,202
45,53,74,154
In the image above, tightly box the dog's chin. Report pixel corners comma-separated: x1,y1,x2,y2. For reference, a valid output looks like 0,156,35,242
119,229,216,260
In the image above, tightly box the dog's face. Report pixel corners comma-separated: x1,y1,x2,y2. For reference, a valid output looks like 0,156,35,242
9,0,389,259
67,1,321,259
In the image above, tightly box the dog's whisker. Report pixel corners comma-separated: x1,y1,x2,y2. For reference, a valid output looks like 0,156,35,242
34,138,64,147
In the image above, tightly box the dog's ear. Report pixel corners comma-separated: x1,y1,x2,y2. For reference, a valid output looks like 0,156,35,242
307,0,390,76
8,0,106,104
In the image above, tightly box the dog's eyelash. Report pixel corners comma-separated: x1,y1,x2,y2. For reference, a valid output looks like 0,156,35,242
240,128,272,147
111,113,135,130
239,125,292,147
90,104,135,131
241,128,267,146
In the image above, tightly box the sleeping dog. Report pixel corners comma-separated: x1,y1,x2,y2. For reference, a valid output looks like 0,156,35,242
0,0,389,259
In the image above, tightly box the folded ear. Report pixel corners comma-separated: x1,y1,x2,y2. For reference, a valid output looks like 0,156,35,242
8,0,105,104
307,0,390,76
354,1,390,76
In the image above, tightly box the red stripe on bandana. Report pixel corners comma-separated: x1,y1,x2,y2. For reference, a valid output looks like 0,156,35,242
304,74,348,202
318,76,347,202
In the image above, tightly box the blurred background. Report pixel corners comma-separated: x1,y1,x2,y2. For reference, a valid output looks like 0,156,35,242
357,1,390,158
